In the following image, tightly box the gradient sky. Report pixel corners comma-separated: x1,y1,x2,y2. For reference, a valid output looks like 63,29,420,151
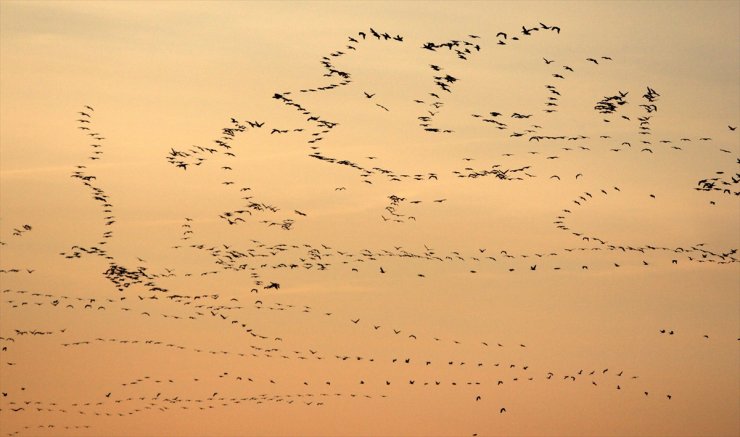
1,2,739,436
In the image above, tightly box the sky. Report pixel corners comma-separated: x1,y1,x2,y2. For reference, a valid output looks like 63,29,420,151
0,1,738,436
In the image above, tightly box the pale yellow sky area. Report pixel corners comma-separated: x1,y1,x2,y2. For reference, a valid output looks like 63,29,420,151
0,1,738,436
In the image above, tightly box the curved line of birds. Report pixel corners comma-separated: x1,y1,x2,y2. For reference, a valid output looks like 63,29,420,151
2,99,735,421
159,26,738,238
553,186,739,263
3,424,90,437
2,326,682,428
2,358,675,419
172,218,736,286
3,193,736,292
2,288,535,363
3,276,728,424
5,272,716,433
58,106,116,264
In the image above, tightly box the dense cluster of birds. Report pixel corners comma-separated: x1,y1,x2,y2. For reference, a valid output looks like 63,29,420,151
1,23,738,437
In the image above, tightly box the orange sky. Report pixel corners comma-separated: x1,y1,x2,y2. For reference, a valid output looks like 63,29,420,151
1,1,738,436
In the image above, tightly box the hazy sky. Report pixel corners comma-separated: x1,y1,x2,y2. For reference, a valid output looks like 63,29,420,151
1,2,738,436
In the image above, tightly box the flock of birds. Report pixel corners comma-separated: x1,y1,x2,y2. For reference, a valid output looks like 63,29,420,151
1,22,739,437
